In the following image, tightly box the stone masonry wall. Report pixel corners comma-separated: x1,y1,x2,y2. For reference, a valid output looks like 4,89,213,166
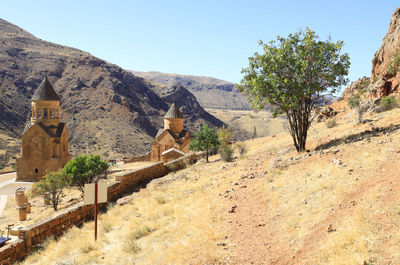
0,161,169,264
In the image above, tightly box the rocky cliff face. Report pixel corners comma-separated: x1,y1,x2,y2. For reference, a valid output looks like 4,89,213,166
341,77,370,100
0,18,224,164
369,7,400,97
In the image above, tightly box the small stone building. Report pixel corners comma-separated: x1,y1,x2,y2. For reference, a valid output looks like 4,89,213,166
150,103,191,162
161,148,186,162
16,76,72,181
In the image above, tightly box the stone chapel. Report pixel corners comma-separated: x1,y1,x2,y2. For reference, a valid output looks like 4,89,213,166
16,76,71,181
149,103,191,162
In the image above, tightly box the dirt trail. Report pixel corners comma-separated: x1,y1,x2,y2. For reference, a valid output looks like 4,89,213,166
224,144,400,265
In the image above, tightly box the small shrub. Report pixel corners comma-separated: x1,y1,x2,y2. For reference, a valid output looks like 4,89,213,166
106,202,116,211
154,196,167,205
102,221,112,233
325,119,337,128
388,51,400,75
132,225,154,240
79,241,97,254
165,163,177,172
123,239,141,253
348,94,365,124
217,126,232,146
236,143,247,156
379,95,398,111
219,144,233,162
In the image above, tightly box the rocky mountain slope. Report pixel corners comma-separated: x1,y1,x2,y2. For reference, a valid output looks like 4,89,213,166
0,18,225,166
364,7,400,98
131,71,251,110
341,7,400,101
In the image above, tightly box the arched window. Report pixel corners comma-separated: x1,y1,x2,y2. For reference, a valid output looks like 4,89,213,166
50,109,54,118
44,108,48,118
38,108,42,118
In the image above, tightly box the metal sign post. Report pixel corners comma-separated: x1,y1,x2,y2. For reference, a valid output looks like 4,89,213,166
94,182,98,241
84,181,107,241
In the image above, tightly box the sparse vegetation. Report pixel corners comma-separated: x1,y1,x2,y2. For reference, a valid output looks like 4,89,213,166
32,170,70,211
379,95,398,111
217,125,232,146
236,143,247,157
238,28,350,152
325,119,337,128
348,94,366,124
64,154,109,193
387,50,400,75
217,126,234,162
165,163,177,172
19,105,400,264
218,144,234,162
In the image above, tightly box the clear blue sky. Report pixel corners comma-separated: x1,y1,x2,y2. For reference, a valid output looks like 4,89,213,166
1,1,399,90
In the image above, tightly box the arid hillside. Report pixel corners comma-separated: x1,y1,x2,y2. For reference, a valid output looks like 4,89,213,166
132,71,251,110
20,100,400,264
0,19,225,167
207,108,286,138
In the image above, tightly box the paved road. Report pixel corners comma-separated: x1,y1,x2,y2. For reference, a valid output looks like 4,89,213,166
0,172,32,216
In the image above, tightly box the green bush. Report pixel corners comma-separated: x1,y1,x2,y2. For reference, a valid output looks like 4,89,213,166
388,52,400,75
236,143,247,156
219,144,233,162
348,94,360,109
379,96,398,111
325,119,337,128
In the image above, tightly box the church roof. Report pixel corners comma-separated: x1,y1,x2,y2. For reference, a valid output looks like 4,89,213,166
22,120,66,137
156,129,189,140
31,76,60,101
164,103,183,119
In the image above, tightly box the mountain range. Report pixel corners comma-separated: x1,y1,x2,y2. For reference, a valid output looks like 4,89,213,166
0,18,235,170
131,71,251,110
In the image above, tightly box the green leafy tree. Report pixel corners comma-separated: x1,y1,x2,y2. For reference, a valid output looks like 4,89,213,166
32,170,70,211
237,28,350,152
64,154,109,193
189,124,220,162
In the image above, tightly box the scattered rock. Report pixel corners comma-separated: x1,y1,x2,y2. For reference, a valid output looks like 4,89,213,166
327,224,336,233
116,196,132,206
229,205,237,213
332,158,343,166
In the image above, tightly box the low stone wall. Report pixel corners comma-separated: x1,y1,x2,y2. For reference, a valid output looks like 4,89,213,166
0,156,199,264
109,162,167,201
0,240,26,265
165,153,199,172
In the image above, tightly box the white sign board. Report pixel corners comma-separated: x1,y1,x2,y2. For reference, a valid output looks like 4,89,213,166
84,181,107,205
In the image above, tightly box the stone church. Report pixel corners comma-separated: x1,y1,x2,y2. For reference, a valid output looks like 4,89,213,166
149,103,191,162
16,76,71,181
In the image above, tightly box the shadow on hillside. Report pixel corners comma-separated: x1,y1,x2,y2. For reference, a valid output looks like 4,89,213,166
315,123,400,151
